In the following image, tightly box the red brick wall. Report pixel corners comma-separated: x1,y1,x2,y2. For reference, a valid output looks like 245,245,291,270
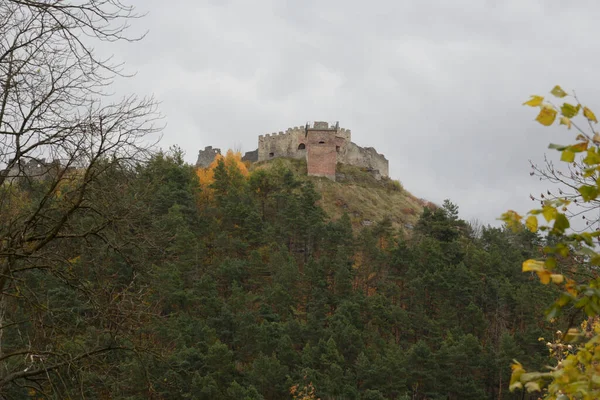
306,130,344,179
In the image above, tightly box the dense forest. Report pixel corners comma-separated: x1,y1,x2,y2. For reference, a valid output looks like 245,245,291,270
0,148,564,399
1,1,587,398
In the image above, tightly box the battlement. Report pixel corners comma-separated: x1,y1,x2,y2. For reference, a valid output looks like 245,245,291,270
306,121,338,130
259,126,307,142
207,121,388,181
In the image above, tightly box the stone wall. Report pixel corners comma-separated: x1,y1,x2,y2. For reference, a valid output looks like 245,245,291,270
257,126,306,161
203,121,389,181
305,127,346,179
342,143,389,177
241,149,258,162
1,158,64,184
196,146,221,168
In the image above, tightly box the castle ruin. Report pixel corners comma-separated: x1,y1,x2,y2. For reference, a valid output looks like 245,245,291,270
199,122,388,181
196,146,221,168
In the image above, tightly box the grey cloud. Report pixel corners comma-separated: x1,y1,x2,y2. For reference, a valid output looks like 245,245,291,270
102,0,600,226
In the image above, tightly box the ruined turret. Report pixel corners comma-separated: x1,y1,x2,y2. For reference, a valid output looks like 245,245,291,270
196,146,221,168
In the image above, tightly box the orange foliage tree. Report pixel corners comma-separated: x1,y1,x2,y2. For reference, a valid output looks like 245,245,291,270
196,150,249,204
196,150,248,187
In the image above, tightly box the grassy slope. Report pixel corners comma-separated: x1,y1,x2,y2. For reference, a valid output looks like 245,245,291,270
251,158,428,233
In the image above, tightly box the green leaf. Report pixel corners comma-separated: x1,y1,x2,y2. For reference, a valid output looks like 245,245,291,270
577,239,597,252
556,243,570,257
561,150,575,162
556,294,573,307
545,257,556,269
548,143,568,151
561,103,580,118
583,148,600,165
546,304,561,320
584,167,596,177
590,255,600,266
578,185,598,201
550,85,568,98
552,213,569,234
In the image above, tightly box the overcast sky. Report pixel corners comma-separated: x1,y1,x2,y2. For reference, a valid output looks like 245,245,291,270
105,0,600,226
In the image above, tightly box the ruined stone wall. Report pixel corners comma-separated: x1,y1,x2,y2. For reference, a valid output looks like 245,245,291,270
257,125,352,160
2,158,66,184
257,127,306,161
203,122,388,180
196,146,221,168
342,142,389,177
241,149,258,162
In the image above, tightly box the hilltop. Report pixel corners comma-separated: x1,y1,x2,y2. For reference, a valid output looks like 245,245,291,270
250,157,428,233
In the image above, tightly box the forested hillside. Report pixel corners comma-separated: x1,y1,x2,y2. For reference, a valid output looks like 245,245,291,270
251,158,426,232
2,1,597,399
1,148,565,399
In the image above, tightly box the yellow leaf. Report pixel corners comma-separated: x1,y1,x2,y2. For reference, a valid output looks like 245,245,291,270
542,205,557,222
559,116,572,129
524,381,541,392
499,210,523,231
525,215,538,232
550,274,564,284
509,362,525,392
561,149,575,162
68,256,81,264
571,141,589,152
537,270,552,284
523,259,545,272
566,279,578,296
523,95,544,107
593,133,600,144
550,85,568,98
584,106,598,123
536,108,557,126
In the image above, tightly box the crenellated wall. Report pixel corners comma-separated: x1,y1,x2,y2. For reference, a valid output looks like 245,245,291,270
229,122,388,181
257,126,306,161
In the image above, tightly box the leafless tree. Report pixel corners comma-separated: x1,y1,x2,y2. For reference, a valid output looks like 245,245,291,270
0,0,161,396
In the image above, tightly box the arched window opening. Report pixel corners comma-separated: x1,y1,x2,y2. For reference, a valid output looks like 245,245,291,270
318,141,325,144
298,143,306,150
336,146,340,152
269,152,274,157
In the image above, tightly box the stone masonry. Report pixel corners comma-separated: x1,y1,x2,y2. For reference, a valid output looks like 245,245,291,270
252,122,388,181
197,122,389,182
196,146,221,168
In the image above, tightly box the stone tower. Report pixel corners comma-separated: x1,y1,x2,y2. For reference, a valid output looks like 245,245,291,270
196,146,221,168
235,121,389,181
304,121,346,180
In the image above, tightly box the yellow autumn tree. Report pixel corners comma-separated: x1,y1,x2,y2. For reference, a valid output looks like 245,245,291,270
196,150,249,205
196,149,248,187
